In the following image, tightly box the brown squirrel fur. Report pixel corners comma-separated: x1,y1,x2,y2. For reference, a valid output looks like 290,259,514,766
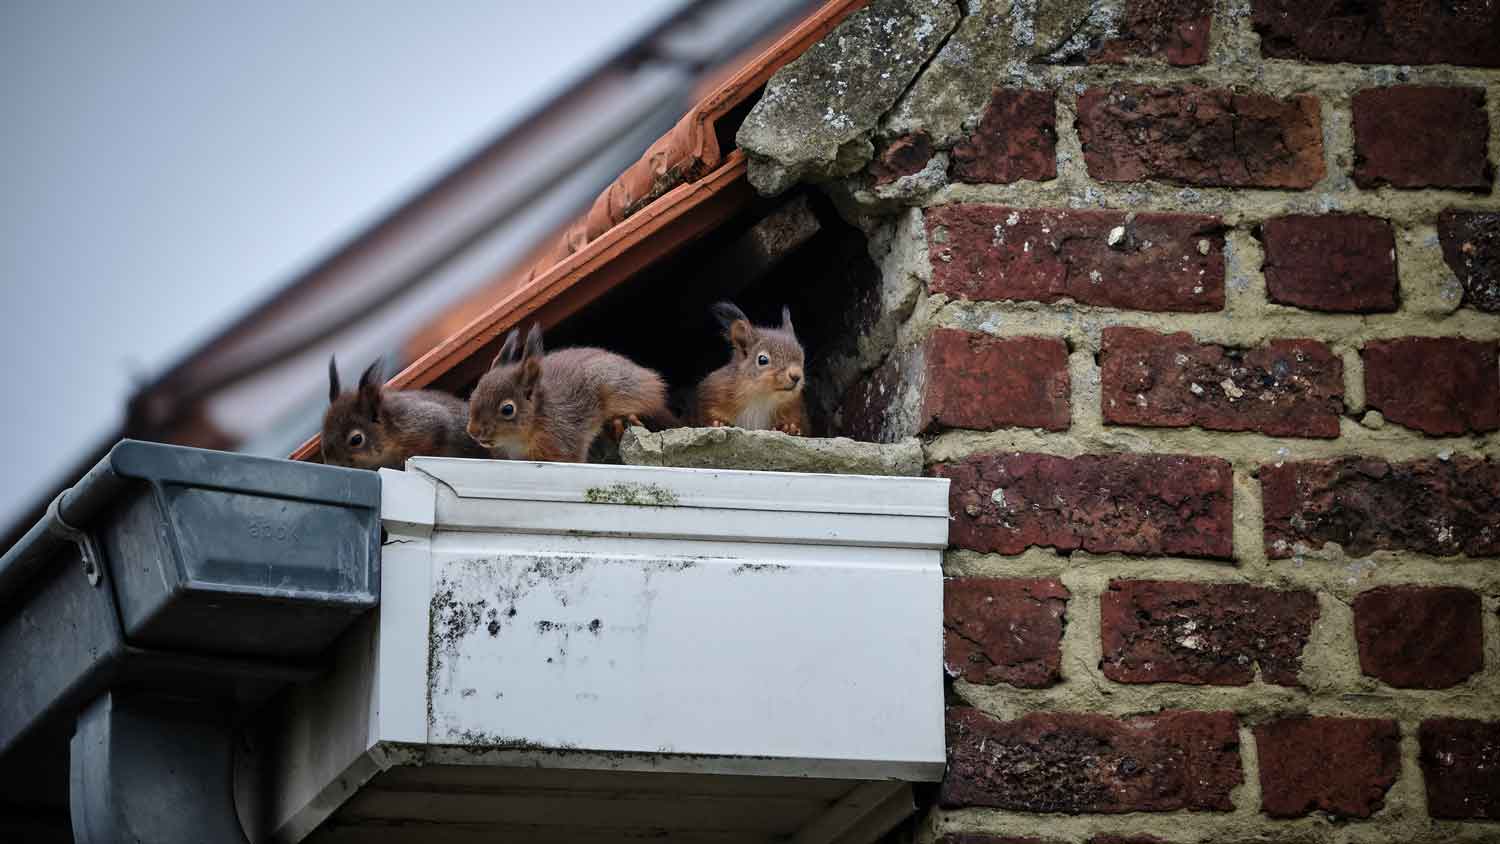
322,357,487,470
693,302,809,435
467,325,678,463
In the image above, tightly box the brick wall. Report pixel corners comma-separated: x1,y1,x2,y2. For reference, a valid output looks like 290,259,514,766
799,1,1499,842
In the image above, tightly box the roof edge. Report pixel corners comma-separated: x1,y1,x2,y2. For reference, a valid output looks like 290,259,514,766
290,0,866,462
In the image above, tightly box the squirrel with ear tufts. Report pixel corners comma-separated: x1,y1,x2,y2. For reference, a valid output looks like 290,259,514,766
322,357,487,470
694,302,810,435
467,324,678,463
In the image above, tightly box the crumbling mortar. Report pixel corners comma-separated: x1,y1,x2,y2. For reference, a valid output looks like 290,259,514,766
932,807,1500,844
1338,346,1366,416
919,293,1500,350
922,418,1500,473
941,549,1500,594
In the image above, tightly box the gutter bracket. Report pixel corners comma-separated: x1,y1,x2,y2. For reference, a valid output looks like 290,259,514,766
45,490,102,587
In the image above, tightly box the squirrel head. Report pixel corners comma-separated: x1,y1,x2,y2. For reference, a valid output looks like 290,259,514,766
711,302,805,402
322,356,395,469
468,324,546,449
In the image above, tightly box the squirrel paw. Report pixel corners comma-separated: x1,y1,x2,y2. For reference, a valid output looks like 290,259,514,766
707,419,725,428
608,417,627,440
776,422,803,436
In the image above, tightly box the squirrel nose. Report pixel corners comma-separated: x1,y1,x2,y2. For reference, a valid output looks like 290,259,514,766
787,368,803,386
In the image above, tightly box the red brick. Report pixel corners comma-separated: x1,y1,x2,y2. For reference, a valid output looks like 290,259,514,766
1258,214,1399,313
935,453,1234,559
1354,586,1484,689
1090,0,1212,66
1363,337,1500,436
837,330,1071,441
950,89,1057,184
870,132,934,185
1262,457,1500,558
1352,87,1493,191
945,578,1069,688
1251,1,1500,67
1076,85,1324,188
922,330,1071,432
1254,717,1400,819
1101,580,1318,686
1419,719,1500,820
1439,209,1500,313
1100,328,1343,438
837,346,920,444
926,206,1225,312
942,708,1243,812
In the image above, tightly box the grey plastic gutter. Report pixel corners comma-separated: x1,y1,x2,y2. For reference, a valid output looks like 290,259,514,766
0,440,382,844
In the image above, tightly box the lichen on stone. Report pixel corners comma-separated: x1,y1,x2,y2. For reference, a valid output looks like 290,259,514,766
737,0,960,195
620,426,924,476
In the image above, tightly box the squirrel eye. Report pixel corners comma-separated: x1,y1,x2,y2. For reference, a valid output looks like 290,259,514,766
756,353,770,367
500,401,516,419
347,431,365,448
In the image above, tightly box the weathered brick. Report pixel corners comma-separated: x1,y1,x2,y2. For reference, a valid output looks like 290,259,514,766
922,330,1071,432
1101,580,1318,686
950,89,1057,185
1353,586,1484,689
945,578,1069,688
1251,0,1500,67
1258,214,1399,313
1076,85,1324,188
1255,717,1401,819
1363,337,1500,436
935,453,1234,559
870,132,934,185
1420,719,1500,820
837,330,1071,441
1262,457,1500,558
942,708,1243,812
1439,209,1500,313
1352,87,1493,191
927,206,1226,312
838,344,923,444
1100,328,1343,438
1089,0,1212,66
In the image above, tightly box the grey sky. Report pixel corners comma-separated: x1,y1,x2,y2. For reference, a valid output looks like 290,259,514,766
0,0,684,530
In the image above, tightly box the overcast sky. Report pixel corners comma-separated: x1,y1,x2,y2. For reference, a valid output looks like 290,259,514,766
0,0,684,530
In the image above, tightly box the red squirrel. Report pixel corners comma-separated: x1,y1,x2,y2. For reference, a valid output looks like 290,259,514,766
694,302,810,435
467,324,677,463
322,357,487,469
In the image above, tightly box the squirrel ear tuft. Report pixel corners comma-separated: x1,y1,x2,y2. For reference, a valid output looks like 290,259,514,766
328,356,341,403
712,302,755,354
494,329,520,370
780,306,794,335
357,359,384,420
710,302,749,330
358,358,384,388
524,324,545,360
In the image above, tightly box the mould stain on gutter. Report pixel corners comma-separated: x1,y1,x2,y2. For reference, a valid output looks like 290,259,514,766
730,563,791,575
583,482,681,507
